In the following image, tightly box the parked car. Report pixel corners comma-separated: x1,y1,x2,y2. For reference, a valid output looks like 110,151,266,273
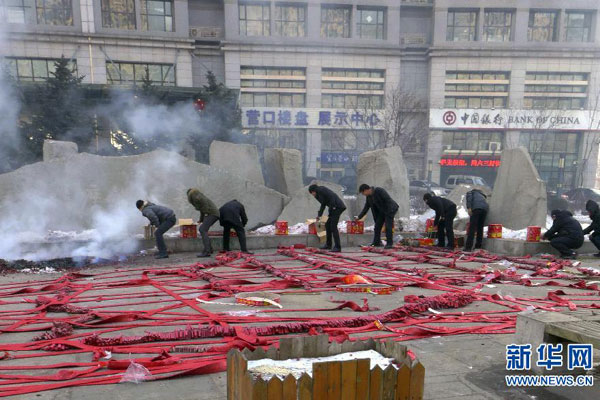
547,190,571,212
444,175,491,191
564,188,600,211
409,180,450,197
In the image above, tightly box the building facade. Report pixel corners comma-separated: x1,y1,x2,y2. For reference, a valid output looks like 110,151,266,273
2,0,600,190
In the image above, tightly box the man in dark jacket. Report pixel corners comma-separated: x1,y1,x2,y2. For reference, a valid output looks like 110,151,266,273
187,188,219,258
583,200,600,257
309,184,347,252
423,193,457,249
357,184,399,249
543,209,584,259
219,200,252,254
464,189,489,252
136,200,176,259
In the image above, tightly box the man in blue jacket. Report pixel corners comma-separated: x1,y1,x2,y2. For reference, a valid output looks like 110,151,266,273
137,200,176,259
357,184,399,249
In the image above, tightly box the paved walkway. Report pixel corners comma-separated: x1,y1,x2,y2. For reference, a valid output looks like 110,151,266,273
0,247,598,399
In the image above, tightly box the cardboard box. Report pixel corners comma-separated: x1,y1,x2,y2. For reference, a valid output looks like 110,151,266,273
307,217,328,243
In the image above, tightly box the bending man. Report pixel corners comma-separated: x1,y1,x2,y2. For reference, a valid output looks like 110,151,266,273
357,184,399,249
187,188,219,258
219,199,252,254
309,184,346,252
464,188,489,252
423,193,457,250
583,200,600,257
136,200,176,259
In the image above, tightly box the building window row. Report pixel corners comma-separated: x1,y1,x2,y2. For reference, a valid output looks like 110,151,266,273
239,2,386,40
322,68,385,109
447,8,594,43
1,0,174,31
106,61,175,86
240,66,306,107
445,71,589,110
4,56,77,81
443,131,503,152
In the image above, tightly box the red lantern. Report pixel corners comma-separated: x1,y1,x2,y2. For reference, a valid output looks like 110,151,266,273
194,99,205,111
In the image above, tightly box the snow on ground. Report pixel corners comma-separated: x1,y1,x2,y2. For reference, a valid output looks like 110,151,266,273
247,350,395,380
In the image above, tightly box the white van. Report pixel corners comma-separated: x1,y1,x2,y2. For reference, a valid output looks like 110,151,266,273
444,175,490,190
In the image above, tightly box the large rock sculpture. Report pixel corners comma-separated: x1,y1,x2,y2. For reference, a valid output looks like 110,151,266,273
0,148,289,237
278,180,349,225
356,147,410,222
209,141,264,185
263,148,303,197
488,147,547,230
43,139,78,162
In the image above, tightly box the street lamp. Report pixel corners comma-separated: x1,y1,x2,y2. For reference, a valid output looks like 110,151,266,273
557,153,566,195
427,160,433,192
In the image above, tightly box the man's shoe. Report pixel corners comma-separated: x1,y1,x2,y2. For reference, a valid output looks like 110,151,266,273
320,245,331,250
197,253,211,258
155,254,169,259
561,253,576,260
384,244,394,249
370,243,383,247
330,247,342,253
463,248,472,252
242,251,254,255
594,253,600,258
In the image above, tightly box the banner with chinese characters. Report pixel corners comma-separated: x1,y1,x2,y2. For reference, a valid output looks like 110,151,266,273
242,107,385,130
430,109,597,131
440,156,501,168
321,152,359,164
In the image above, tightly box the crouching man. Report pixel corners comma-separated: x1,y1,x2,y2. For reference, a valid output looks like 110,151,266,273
136,200,176,259
187,188,219,258
219,199,253,254
543,209,584,259
357,184,399,249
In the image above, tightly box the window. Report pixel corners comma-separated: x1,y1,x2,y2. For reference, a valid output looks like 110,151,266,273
357,7,385,40
321,5,351,38
240,66,306,107
524,72,588,109
239,2,269,36
1,0,27,23
447,10,478,41
565,12,593,42
528,10,558,42
445,71,510,109
519,131,578,190
106,62,175,86
35,0,73,25
5,57,77,82
322,69,385,109
483,10,513,42
275,3,305,37
141,0,173,31
246,129,306,152
101,0,136,30
442,131,504,151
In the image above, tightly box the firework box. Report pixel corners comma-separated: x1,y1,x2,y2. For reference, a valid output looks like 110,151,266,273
178,218,197,239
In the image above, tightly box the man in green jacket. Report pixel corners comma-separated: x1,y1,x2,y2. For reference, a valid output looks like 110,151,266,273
187,188,220,257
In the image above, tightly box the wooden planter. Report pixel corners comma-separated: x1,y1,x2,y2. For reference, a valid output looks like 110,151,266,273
227,335,425,400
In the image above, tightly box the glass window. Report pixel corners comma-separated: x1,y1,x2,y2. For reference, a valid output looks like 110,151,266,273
105,62,175,86
321,5,351,38
141,0,173,31
36,0,73,26
239,2,270,36
101,0,136,30
565,12,593,42
447,10,478,41
483,10,513,42
5,57,77,82
357,7,385,40
275,3,305,37
528,11,558,42
1,0,27,23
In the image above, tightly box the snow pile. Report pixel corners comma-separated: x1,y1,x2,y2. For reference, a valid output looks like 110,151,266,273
247,350,395,380
400,210,435,233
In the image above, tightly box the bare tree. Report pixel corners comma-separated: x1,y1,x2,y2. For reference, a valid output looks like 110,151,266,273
575,89,600,188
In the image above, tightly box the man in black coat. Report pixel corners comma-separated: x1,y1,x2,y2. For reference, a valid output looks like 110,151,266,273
309,184,347,252
464,189,489,252
543,209,584,259
219,200,252,254
423,193,457,249
357,184,399,249
583,200,600,257
136,200,176,259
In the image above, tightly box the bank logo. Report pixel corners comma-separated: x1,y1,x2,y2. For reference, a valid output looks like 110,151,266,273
443,111,457,125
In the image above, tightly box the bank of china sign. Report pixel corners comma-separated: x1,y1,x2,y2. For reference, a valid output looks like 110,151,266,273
430,109,598,131
241,107,385,130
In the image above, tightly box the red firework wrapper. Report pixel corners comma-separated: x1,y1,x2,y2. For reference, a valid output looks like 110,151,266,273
235,292,281,307
336,284,395,295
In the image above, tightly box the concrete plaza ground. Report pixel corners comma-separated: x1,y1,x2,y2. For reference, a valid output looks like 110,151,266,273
0,247,599,400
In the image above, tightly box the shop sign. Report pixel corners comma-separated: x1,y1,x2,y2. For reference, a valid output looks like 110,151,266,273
242,107,384,130
440,157,501,168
